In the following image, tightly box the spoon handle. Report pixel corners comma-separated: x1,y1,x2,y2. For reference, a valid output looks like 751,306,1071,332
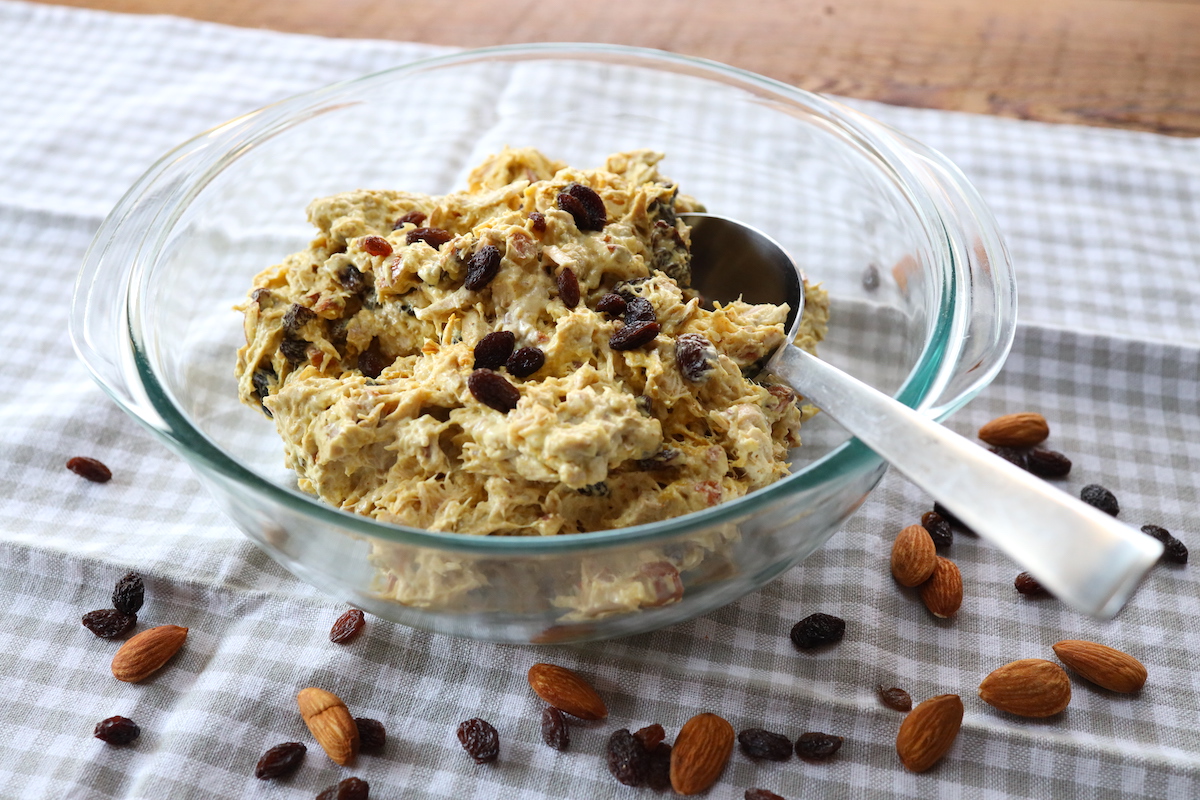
774,346,1162,618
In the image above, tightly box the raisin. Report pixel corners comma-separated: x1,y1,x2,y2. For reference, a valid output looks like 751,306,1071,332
605,729,649,787
737,728,793,761
1081,484,1119,516
624,296,656,326
1025,448,1072,477
67,456,111,483
252,287,273,306
282,304,316,334
506,347,545,378
355,718,386,753
94,716,139,745
529,211,547,233
877,685,913,712
557,183,607,231
394,210,427,229
557,267,580,308
468,369,520,413
82,609,136,639
920,511,953,549
795,731,843,760
360,235,392,257
989,446,1028,470
595,293,627,316
790,613,846,650
861,263,880,291
465,244,502,291
279,336,309,366
646,742,672,791
338,265,365,293
252,368,276,417
1141,525,1188,565
473,331,516,370
541,706,569,751
1014,571,1050,597
357,342,390,379
329,608,365,644
254,742,306,779
457,718,499,763
316,777,369,800
635,448,680,471
610,320,660,351
112,571,145,615
406,227,453,250
676,333,716,381
633,723,665,750
933,502,974,535
746,790,786,800
578,481,609,497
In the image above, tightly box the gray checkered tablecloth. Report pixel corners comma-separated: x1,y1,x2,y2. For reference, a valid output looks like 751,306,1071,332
1,1,1198,797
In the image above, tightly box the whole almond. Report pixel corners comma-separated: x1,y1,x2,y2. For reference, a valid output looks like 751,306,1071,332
978,412,1049,448
527,663,607,720
297,687,358,766
978,658,1071,717
1052,640,1147,693
670,712,735,795
918,557,963,618
111,624,187,683
891,524,937,587
896,693,963,772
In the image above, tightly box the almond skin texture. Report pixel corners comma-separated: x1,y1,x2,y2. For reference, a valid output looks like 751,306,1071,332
111,624,187,683
978,659,1071,717
918,557,963,618
670,712,735,795
896,694,963,772
297,687,359,766
1052,640,1148,693
891,525,938,587
527,663,607,720
978,412,1050,448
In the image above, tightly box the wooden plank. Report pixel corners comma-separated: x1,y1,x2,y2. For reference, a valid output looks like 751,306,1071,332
29,0,1200,135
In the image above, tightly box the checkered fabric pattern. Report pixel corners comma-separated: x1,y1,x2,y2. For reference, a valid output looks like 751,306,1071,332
0,1,1198,797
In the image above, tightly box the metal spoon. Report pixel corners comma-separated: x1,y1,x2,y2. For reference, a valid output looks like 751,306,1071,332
681,212,1162,619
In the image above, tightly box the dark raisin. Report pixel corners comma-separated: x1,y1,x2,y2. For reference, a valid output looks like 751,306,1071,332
635,395,654,416
861,263,880,291
112,571,145,615
1014,571,1050,597
676,333,716,381
557,183,607,231
464,244,502,291
360,235,392,257
746,790,787,800
82,609,136,639
1026,448,1072,478
989,446,1028,470
252,367,276,416
394,210,427,229
67,456,112,483
737,728,793,761
468,369,520,413
474,331,516,370
254,742,306,779
338,265,365,293
933,502,974,535
595,293,627,316
790,613,846,650
407,227,453,250
920,511,953,549
577,481,609,497
646,742,672,791
506,347,545,378
279,336,309,366
557,267,581,308
251,287,273,306
316,777,369,800
795,731,843,761
1141,525,1188,565
633,724,665,750
355,718,386,753
1081,484,1119,516
94,716,139,745
635,448,680,471
329,608,365,644
605,729,649,787
357,342,390,379
529,211,547,233
624,296,656,326
283,304,317,333
610,320,660,351
457,718,499,763
877,685,913,712
541,706,569,751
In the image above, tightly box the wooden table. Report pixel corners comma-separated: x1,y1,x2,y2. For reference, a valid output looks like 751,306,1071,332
33,0,1200,136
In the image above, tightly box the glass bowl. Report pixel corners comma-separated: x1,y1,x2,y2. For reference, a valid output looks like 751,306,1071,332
70,44,1015,643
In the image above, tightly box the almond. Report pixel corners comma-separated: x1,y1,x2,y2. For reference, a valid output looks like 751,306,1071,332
918,557,963,618
978,412,1049,448
895,693,963,772
978,658,1071,717
527,663,607,720
891,524,937,587
670,712,735,795
297,687,358,766
111,624,187,683
1052,640,1147,693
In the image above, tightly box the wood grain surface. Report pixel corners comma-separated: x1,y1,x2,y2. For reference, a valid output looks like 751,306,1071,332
31,0,1200,136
